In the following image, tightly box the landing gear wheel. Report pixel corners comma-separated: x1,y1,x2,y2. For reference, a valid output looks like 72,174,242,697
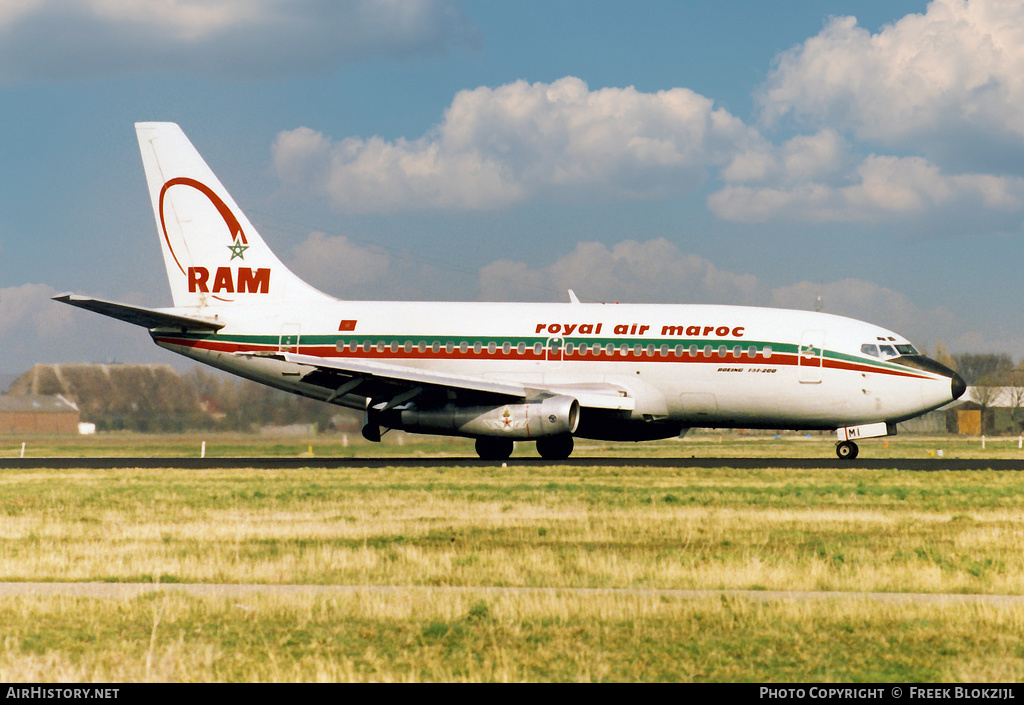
536,435,574,460
836,440,859,460
475,437,514,460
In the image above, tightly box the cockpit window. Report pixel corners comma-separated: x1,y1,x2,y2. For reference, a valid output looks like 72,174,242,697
896,344,918,355
878,344,897,357
861,344,879,358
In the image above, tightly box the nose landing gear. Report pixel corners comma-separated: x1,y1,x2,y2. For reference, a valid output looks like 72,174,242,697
835,440,859,460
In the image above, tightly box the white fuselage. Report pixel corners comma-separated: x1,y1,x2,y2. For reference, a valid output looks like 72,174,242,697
152,300,958,439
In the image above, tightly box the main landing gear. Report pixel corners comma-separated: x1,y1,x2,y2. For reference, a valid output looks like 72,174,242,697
475,437,514,460
835,440,859,460
536,434,574,460
474,435,575,460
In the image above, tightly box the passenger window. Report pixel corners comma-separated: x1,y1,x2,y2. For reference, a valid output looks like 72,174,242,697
861,344,879,358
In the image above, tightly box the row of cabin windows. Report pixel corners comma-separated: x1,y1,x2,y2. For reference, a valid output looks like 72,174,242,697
335,340,776,359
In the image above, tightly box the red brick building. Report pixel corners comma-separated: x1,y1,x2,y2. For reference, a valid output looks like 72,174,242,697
0,395,80,434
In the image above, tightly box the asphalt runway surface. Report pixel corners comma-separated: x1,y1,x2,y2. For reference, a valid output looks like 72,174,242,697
2,456,1024,470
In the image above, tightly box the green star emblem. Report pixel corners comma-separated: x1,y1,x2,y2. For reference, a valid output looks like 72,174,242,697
227,238,248,261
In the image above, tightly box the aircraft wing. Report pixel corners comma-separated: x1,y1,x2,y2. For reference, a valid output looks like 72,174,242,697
243,351,634,412
53,294,225,331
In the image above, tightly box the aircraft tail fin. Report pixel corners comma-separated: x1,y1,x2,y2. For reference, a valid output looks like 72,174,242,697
135,122,334,308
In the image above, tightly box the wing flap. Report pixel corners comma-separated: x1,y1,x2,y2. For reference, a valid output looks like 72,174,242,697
248,351,635,411
265,351,528,399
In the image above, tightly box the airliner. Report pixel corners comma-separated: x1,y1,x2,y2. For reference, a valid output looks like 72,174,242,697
56,123,966,460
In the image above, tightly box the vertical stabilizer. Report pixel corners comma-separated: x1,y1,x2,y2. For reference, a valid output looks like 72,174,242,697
135,122,334,308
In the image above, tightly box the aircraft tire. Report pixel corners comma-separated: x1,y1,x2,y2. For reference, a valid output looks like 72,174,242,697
475,437,514,460
537,434,574,460
835,440,859,460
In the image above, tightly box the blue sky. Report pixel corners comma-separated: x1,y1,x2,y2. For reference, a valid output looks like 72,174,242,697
2,0,1022,373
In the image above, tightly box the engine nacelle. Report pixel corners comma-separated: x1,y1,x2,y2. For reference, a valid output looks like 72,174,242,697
393,395,580,439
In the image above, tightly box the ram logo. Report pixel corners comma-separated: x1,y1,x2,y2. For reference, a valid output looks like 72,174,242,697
187,266,270,294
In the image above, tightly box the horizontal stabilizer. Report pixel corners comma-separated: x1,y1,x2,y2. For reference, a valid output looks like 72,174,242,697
53,293,225,331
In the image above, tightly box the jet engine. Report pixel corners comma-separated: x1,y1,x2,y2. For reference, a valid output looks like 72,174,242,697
386,395,580,439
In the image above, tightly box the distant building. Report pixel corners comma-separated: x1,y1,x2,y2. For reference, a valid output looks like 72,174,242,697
0,395,80,434
946,386,1024,435
6,364,201,431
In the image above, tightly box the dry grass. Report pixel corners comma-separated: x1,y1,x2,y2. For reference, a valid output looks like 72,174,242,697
2,455,1024,680
0,465,1023,593
2,590,1024,682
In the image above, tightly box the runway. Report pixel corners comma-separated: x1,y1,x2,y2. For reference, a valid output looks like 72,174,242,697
3,581,1024,606
2,456,1024,470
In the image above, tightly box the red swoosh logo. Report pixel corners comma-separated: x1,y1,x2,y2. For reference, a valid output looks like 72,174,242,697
158,177,246,276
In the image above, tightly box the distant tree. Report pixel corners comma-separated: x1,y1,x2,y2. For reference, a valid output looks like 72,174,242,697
933,342,956,371
952,353,1013,385
1008,369,1024,431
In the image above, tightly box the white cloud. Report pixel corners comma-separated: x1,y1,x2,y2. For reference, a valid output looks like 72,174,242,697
288,231,391,294
759,0,1024,165
272,77,756,212
770,278,960,349
709,153,1024,226
0,283,156,372
480,239,764,305
477,239,989,356
0,0,477,81
286,231,471,300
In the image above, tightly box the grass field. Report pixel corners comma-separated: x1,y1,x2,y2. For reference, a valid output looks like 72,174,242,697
4,428,1024,459
2,431,1024,681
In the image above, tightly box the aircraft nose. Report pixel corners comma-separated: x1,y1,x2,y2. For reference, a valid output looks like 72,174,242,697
951,371,967,401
